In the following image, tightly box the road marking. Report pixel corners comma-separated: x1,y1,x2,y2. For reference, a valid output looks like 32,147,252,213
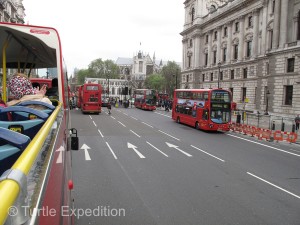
98,129,104,138
147,141,168,157
190,145,225,162
155,112,171,118
130,116,138,120
118,121,126,127
106,142,117,159
227,134,300,157
93,121,97,127
123,113,128,116
247,172,300,200
128,142,145,158
159,130,180,141
80,144,91,160
130,130,141,138
142,122,153,128
89,115,92,119
166,142,192,157
56,146,64,164
289,148,300,153
111,116,116,120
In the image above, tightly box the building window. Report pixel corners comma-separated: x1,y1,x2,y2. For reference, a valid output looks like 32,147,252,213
191,7,195,22
287,58,295,72
224,27,228,36
205,53,208,66
188,56,191,68
266,62,270,75
298,11,300,40
247,41,252,57
190,39,193,47
206,34,209,43
139,61,143,72
231,70,235,79
214,31,218,40
223,48,227,62
220,71,223,81
211,73,214,81
235,22,239,32
272,0,275,13
213,51,217,64
234,45,238,59
284,85,293,105
269,30,273,49
243,68,248,79
248,16,253,27
202,74,205,82
242,87,247,102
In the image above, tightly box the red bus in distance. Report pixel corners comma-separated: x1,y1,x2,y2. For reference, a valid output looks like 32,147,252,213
134,89,156,111
79,83,102,114
172,88,232,131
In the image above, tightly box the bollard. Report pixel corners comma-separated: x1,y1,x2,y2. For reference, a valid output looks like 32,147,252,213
281,122,285,132
236,114,241,124
292,124,296,133
272,121,275,130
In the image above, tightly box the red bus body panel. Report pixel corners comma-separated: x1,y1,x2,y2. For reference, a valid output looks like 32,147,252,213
80,83,102,113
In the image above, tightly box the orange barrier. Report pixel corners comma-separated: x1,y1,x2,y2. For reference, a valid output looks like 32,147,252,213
273,130,283,142
287,132,298,143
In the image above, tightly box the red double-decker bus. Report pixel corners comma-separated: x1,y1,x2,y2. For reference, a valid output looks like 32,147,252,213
172,88,232,131
79,83,102,114
133,89,156,111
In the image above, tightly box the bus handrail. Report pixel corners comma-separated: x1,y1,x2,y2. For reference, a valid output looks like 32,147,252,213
0,101,62,225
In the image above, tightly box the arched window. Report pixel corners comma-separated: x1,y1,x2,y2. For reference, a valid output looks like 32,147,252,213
191,7,195,22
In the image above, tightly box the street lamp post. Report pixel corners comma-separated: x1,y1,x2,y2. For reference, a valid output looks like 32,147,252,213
218,61,221,89
265,90,270,115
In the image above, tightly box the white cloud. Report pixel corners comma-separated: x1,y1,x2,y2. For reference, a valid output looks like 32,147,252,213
23,0,184,75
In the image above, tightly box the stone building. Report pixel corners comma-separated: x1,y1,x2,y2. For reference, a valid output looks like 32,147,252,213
181,0,300,116
0,0,25,23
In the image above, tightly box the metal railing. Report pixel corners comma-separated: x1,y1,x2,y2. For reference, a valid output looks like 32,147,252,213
0,102,62,225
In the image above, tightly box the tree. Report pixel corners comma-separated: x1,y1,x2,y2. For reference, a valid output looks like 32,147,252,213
88,59,119,79
161,61,181,97
144,74,165,91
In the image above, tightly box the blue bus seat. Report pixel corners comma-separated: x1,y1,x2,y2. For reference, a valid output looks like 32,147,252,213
0,128,31,175
16,101,55,110
0,106,49,121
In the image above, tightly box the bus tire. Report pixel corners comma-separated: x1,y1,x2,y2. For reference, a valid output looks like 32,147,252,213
195,122,199,130
176,117,180,124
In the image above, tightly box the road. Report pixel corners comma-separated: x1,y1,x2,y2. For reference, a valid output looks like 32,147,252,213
70,106,300,225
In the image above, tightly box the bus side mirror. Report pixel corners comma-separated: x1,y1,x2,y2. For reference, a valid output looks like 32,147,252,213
68,128,79,150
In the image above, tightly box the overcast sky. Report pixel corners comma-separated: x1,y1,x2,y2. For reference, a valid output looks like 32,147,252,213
23,0,184,75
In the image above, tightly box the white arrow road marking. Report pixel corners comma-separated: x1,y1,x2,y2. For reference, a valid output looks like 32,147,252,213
80,144,91,160
56,146,65,164
166,142,192,157
127,142,145,158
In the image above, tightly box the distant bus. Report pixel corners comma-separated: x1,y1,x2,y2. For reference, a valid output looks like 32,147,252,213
133,89,156,111
172,88,232,131
75,85,82,108
79,83,102,114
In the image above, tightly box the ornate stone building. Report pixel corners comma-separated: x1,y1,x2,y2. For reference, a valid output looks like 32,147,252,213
0,0,25,23
181,0,300,116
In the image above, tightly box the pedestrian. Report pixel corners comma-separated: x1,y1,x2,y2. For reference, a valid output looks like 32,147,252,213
295,114,300,131
107,103,111,114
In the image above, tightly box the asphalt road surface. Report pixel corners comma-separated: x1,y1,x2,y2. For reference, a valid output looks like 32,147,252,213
70,106,300,225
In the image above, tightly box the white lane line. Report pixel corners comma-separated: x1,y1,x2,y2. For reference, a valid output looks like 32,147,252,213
111,116,116,120
130,116,138,120
98,129,104,138
289,149,300,153
191,145,225,162
158,130,180,141
247,172,300,200
142,122,153,128
118,121,126,127
106,142,117,159
155,112,172,118
130,130,141,138
93,121,97,127
123,113,128,116
89,115,92,119
146,141,168,157
227,134,300,157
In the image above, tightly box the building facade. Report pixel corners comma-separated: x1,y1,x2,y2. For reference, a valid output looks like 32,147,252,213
0,0,25,23
181,0,300,116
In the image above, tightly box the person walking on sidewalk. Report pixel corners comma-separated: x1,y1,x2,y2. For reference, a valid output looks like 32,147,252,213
295,114,300,131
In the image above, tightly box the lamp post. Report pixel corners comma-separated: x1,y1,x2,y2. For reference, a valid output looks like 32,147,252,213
265,90,270,115
217,61,221,89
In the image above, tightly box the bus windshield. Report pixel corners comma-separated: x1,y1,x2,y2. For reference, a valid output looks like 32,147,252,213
211,90,231,103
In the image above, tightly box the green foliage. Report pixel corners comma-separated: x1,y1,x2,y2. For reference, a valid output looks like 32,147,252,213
144,74,165,91
161,61,181,97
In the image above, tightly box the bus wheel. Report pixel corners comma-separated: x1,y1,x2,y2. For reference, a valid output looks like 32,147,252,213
195,122,199,130
176,117,180,124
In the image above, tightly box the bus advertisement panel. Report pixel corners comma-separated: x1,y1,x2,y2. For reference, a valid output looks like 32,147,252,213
80,83,102,114
172,88,232,131
133,89,156,111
